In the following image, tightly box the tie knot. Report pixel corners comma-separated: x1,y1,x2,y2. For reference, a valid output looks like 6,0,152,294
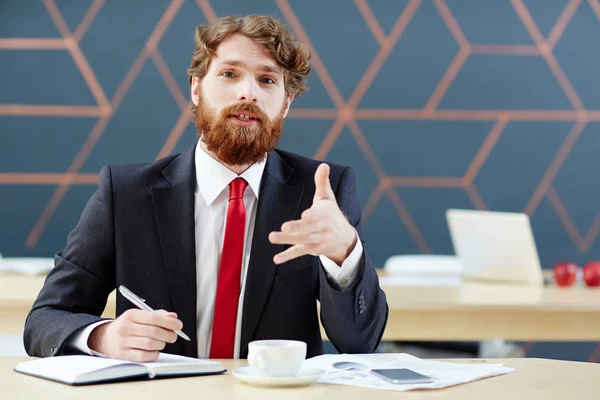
229,177,248,200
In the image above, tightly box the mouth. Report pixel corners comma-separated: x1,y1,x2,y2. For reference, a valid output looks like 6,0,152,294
229,112,260,122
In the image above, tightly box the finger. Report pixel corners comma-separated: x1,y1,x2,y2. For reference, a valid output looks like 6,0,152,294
313,163,335,202
269,229,321,246
301,201,333,222
117,349,159,363
125,336,168,351
127,310,183,332
124,308,177,320
126,323,178,343
269,218,321,245
156,309,178,318
273,244,310,264
281,219,322,236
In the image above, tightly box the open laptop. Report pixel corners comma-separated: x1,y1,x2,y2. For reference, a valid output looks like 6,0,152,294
445,209,544,285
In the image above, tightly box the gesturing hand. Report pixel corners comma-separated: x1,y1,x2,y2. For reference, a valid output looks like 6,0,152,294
269,163,356,266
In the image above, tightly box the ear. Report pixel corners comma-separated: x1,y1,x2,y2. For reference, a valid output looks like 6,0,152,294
191,76,200,106
281,93,295,118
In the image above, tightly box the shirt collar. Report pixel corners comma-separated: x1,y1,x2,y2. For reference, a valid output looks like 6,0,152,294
194,143,266,206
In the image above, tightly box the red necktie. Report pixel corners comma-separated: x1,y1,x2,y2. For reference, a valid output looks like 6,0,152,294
209,177,248,358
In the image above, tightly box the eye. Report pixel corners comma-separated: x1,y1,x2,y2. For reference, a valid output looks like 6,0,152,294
260,76,276,84
221,71,236,78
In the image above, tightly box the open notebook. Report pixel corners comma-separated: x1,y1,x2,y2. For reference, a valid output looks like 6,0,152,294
14,353,226,386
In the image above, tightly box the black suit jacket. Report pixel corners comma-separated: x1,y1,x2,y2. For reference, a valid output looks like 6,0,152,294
24,146,388,359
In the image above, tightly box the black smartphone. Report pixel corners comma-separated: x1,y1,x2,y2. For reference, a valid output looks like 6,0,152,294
370,368,433,384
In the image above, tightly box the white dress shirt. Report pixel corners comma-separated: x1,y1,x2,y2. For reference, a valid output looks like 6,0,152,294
71,145,363,358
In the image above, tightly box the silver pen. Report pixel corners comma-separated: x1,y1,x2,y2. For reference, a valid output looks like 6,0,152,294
118,285,191,341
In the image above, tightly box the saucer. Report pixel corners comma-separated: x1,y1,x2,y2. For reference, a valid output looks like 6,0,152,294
232,366,324,387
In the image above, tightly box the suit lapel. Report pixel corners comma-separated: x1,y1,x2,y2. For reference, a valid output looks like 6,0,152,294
151,148,198,358
240,151,305,357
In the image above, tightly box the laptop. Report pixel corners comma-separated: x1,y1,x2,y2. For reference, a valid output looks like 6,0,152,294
445,209,544,285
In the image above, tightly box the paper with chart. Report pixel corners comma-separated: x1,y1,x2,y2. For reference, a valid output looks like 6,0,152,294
303,353,513,391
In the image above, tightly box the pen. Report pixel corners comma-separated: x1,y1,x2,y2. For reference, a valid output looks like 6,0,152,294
118,285,191,341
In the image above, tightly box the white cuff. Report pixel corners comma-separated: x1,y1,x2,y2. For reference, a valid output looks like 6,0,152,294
70,320,113,358
319,228,363,289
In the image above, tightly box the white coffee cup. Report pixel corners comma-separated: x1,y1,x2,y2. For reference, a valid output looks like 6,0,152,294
247,340,307,377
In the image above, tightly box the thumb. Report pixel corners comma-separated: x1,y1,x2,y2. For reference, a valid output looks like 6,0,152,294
314,163,335,202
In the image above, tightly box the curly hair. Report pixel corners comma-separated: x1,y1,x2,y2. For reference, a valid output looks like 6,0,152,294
187,14,311,110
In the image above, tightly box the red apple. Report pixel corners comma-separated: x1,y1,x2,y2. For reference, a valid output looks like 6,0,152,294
583,261,600,287
553,262,578,287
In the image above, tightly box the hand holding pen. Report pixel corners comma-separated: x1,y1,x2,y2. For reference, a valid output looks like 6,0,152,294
118,286,190,341
87,285,189,363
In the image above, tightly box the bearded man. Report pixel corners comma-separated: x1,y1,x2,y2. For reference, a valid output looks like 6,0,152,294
24,15,388,362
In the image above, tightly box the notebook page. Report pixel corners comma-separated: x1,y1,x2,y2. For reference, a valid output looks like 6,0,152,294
14,356,143,384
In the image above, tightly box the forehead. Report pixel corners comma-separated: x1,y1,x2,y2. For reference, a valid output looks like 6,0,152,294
211,33,280,72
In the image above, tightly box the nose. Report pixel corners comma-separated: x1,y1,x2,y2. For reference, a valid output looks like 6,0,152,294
237,77,259,103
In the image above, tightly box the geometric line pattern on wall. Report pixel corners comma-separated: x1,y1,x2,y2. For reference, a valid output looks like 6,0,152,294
2,0,597,255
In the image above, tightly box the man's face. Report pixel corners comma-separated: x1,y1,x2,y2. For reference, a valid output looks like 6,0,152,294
191,33,293,166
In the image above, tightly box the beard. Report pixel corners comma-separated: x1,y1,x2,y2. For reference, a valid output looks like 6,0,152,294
194,92,285,166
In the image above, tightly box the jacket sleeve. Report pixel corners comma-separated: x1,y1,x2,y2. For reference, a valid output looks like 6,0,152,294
318,166,389,353
23,165,117,357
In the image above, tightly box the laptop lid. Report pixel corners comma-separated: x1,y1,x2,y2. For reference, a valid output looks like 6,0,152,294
445,208,544,285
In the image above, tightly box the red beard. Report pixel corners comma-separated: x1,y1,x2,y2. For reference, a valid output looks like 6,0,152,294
194,93,285,166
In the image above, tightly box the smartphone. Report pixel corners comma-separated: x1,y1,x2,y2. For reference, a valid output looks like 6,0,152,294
370,368,433,384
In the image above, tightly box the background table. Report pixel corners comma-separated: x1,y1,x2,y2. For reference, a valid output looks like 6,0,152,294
3,272,600,341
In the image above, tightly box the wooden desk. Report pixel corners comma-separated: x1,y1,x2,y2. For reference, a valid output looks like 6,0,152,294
3,272,600,341
382,280,600,341
2,357,599,399
0,273,115,336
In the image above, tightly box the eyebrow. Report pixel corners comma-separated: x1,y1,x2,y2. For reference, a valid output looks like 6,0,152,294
220,59,282,75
